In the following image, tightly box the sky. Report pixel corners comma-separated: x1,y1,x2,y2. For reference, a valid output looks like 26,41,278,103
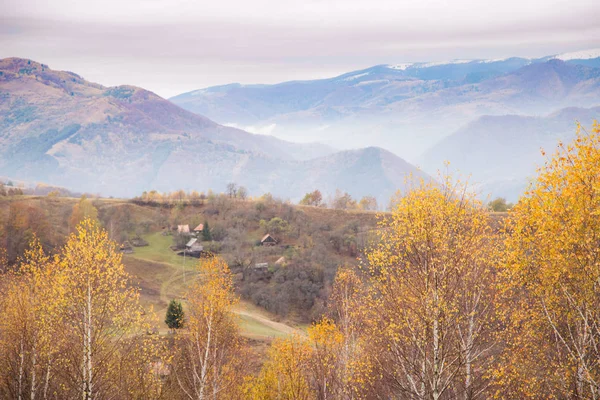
1,0,599,98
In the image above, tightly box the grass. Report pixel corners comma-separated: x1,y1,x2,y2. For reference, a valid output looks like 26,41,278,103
129,232,197,270
122,231,302,341
237,314,289,339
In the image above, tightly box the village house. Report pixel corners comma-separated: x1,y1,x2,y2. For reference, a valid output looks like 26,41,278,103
177,224,190,235
192,223,204,236
275,256,286,265
119,241,134,254
260,234,277,246
186,238,204,253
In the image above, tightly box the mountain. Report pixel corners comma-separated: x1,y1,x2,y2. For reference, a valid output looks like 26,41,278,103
555,49,600,68
0,58,426,203
171,51,600,159
418,106,600,201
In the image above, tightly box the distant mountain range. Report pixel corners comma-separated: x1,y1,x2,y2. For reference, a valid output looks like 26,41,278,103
171,50,600,158
0,58,427,203
2,49,599,203
170,49,600,200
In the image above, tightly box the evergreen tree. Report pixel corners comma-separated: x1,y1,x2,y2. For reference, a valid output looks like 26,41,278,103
165,299,184,331
202,221,212,241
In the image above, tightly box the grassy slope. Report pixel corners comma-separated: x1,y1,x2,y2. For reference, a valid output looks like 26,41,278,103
0,196,305,341
123,232,303,339
1,195,508,352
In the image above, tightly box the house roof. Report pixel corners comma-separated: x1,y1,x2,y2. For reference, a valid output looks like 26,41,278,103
275,256,286,265
178,224,190,234
261,234,277,242
186,238,197,247
193,223,204,232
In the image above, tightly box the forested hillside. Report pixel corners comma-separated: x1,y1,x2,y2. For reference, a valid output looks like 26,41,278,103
0,191,379,322
1,122,599,398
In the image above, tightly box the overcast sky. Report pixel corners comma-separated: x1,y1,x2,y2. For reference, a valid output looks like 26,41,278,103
1,0,599,98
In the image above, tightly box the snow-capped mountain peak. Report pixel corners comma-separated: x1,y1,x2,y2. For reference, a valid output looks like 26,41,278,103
555,48,600,61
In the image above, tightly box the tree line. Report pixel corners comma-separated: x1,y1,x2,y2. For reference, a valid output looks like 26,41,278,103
133,186,379,211
0,121,599,399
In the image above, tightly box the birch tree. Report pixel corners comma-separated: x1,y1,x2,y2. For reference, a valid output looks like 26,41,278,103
57,218,145,399
497,122,600,398
174,256,246,399
249,335,313,400
364,177,499,400
0,237,64,400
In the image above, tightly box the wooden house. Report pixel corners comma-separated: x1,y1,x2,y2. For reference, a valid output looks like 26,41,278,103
260,234,278,246
193,223,204,236
186,238,204,252
275,256,286,265
119,241,134,254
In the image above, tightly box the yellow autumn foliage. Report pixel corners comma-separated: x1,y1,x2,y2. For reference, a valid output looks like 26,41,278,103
497,121,600,398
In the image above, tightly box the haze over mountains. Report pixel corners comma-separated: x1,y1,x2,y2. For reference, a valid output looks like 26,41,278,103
0,57,427,203
1,49,599,203
420,106,600,200
172,51,600,158
171,49,600,200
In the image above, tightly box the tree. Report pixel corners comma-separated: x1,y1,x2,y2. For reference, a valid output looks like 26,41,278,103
0,247,6,272
69,195,98,230
58,218,146,400
358,196,378,211
327,267,373,398
173,257,246,399
331,190,356,210
496,122,600,398
249,335,313,400
306,318,344,399
202,221,212,241
190,190,202,206
300,190,323,207
165,299,185,331
0,237,64,400
3,202,51,263
259,217,289,235
364,176,500,399
226,183,237,198
487,197,513,212
237,186,248,200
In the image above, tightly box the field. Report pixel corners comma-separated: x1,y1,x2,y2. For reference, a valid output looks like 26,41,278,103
122,233,305,340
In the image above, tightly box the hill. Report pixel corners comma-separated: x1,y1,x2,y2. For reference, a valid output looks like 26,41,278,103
0,58,425,203
171,53,600,158
419,106,600,201
0,194,381,331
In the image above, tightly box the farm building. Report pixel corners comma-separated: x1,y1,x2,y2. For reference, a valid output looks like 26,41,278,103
193,223,204,235
119,241,134,254
186,238,204,252
275,256,286,265
260,234,278,246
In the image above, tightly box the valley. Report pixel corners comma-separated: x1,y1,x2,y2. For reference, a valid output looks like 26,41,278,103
0,193,380,338
2,0,600,396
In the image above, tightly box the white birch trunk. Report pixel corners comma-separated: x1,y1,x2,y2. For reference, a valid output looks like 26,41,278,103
18,337,25,400
30,338,37,400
